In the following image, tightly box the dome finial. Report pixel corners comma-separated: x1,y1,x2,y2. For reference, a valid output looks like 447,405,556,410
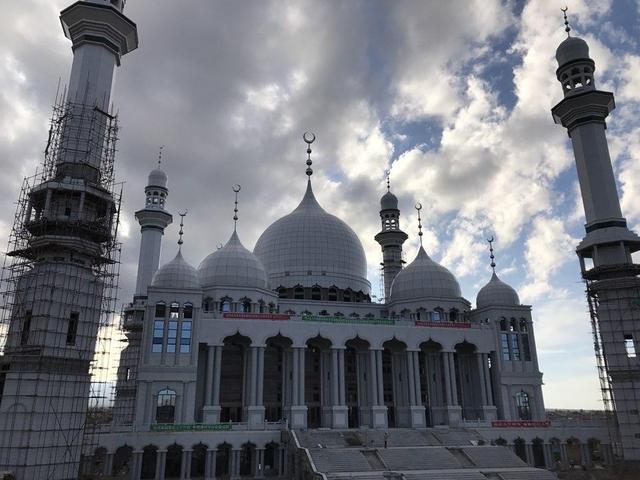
157,145,165,168
232,184,241,232
561,6,571,38
303,132,316,178
386,170,391,192
415,202,423,246
487,236,496,273
177,210,187,249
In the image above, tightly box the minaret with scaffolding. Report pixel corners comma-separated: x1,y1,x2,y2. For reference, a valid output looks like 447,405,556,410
552,10,640,461
113,159,172,425
0,1,137,478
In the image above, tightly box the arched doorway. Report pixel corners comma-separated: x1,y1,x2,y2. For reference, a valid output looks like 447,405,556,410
141,445,158,480
165,443,183,479
306,335,332,428
420,340,444,426
567,437,582,468
382,338,408,427
215,442,231,478
239,442,255,477
514,438,527,463
191,443,207,479
345,337,370,428
90,447,107,476
264,442,280,477
220,333,252,422
550,438,562,468
265,335,292,422
454,341,482,420
588,438,602,465
112,445,133,478
532,438,545,468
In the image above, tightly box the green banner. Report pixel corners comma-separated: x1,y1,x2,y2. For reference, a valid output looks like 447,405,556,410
301,315,394,325
150,423,232,432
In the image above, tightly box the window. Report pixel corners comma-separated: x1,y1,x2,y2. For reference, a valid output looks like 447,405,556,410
328,288,337,301
155,302,166,318
519,319,528,332
183,303,193,319
170,302,179,319
521,333,531,361
500,333,510,360
431,310,441,322
125,367,131,381
66,312,79,346
152,320,164,353
220,298,231,313
156,388,176,423
258,301,265,313
294,287,304,300
180,321,192,353
511,334,521,360
450,309,458,322
624,334,637,358
510,318,518,332
203,298,212,312
343,290,351,302
241,299,251,312
167,321,178,353
20,310,32,346
499,318,508,331
515,391,531,420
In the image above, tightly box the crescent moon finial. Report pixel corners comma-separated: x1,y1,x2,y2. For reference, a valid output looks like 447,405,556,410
415,202,423,246
303,132,316,178
303,132,316,144
232,184,241,231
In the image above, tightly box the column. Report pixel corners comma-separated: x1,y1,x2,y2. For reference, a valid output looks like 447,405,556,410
181,449,191,479
288,346,307,428
442,353,453,405
407,351,417,406
103,452,114,476
231,449,241,477
525,443,534,466
131,451,143,480
331,348,339,406
255,448,265,478
291,348,299,405
369,350,378,406
247,345,266,427
443,352,462,425
203,345,222,423
369,348,387,429
204,449,216,480
376,350,384,406
204,347,215,404
330,347,348,428
406,350,426,428
338,348,346,405
257,346,265,407
297,347,305,407
543,443,553,470
156,450,167,480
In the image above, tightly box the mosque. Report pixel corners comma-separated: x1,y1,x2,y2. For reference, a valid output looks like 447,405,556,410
0,1,633,480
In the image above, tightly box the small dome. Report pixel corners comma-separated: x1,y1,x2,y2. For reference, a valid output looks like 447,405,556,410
254,181,370,293
476,272,520,309
198,231,269,289
556,36,590,67
381,191,398,210
148,168,168,188
390,246,461,301
151,250,200,289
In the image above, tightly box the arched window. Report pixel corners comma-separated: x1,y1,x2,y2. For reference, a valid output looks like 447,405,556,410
219,297,232,313
294,286,304,300
519,318,528,332
183,303,193,319
277,287,287,299
334,312,344,317
364,313,375,319
513,438,527,462
268,302,276,313
450,309,459,322
349,312,360,318
240,298,252,313
509,318,518,332
328,287,337,301
319,310,329,317
156,389,176,423
301,310,312,316
170,302,180,319
155,302,166,318
311,285,321,301
431,309,442,322
499,318,508,331
258,300,265,313
515,391,531,420
343,289,352,302
203,297,213,312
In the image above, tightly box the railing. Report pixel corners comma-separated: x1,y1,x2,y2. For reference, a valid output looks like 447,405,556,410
301,315,394,325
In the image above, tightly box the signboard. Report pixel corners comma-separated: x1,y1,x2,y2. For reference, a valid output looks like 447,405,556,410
491,420,551,428
415,321,472,329
150,423,232,432
301,315,395,325
223,312,290,321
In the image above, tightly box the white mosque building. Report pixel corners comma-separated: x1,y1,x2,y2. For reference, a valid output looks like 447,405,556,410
0,1,625,480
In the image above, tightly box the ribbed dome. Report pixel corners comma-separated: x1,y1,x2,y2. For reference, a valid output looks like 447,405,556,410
254,181,370,293
556,36,590,66
148,168,168,188
381,191,398,210
198,231,269,289
476,272,520,309
390,246,461,301
151,250,200,289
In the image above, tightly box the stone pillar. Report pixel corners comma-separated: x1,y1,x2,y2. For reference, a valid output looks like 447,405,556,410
204,449,216,480
580,442,592,467
131,450,143,480
231,449,241,477
203,345,222,423
288,345,308,428
560,442,569,469
104,452,114,476
443,351,462,425
255,448,265,478
543,443,553,469
478,352,497,421
182,449,192,479
156,450,167,480
525,443,534,466
369,349,387,428
407,350,426,427
330,347,348,428
247,345,266,427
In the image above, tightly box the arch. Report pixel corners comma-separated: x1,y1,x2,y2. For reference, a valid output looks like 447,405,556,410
345,337,371,428
382,338,408,427
240,442,256,476
311,285,321,301
532,438,545,468
328,287,338,301
220,333,252,422
319,310,329,316
550,437,562,465
265,334,294,422
220,296,232,313
165,443,183,479
183,302,193,319
449,308,459,322
258,299,266,313
294,285,304,300
588,437,602,464
90,447,107,476
494,437,507,446
170,302,180,318
420,340,444,426
454,341,481,420
240,297,252,313
566,437,582,466
141,445,158,480
155,301,166,318
191,443,207,479
215,442,232,477
306,335,333,427
112,445,133,478
499,317,508,331
264,442,280,477
203,297,213,312
156,388,177,423
515,390,531,420
513,438,527,462
343,288,353,302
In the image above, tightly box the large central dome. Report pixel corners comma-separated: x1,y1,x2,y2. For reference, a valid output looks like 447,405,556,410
254,180,370,293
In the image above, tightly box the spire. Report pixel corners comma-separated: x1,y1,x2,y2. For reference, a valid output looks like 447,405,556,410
487,236,496,274
415,202,423,246
232,184,241,231
177,210,187,250
303,132,316,178
561,6,571,38
386,170,391,192
157,145,164,168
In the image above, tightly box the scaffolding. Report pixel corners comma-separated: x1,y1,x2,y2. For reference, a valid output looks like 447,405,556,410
0,94,122,479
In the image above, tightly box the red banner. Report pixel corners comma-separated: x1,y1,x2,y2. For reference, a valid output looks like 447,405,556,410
223,313,290,321
414,321,471,329
491,420,551,428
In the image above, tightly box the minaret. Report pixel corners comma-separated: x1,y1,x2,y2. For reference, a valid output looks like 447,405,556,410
375,174,408,300
552,10,640,461
134,154,173,296
0,1,137,478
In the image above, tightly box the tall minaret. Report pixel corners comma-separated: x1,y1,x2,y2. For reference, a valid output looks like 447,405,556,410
113,160,172,425
552,10,640,461
0,1,137,478
134,156,173,296
375,175,408,300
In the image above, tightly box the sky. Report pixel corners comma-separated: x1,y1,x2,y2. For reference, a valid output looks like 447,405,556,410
2,0,640,410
